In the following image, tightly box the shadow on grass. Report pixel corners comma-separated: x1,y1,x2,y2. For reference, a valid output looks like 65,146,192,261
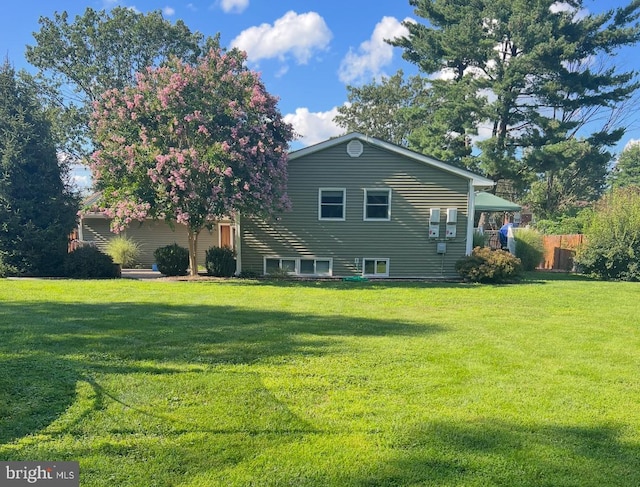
357,419,640,487
0,301,441,445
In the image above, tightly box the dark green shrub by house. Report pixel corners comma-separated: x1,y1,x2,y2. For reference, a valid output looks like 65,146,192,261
575,186,640,281
205,246,236,277
154,243,189,276
514,228,544,271
455,247,522,283
64,246,120,279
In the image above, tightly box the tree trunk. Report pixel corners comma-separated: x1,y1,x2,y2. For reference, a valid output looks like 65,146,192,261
187,227,200,277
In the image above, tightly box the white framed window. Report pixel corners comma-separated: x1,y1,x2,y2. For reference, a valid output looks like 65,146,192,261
319,188,346,221
299,258,332,276
362,258,389,277
264,257,333,277
364,189,391,221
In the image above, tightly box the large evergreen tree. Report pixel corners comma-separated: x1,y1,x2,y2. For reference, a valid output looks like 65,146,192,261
335,70,483,168
0,61,78,276
391,0,640,213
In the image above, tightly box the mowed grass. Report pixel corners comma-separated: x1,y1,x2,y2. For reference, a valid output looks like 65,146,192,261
0,274,639,486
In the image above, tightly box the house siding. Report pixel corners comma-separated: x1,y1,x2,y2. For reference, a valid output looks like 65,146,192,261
80,217,219,268
240,140,470,278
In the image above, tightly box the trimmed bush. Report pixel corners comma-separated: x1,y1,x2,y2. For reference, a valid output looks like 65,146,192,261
154,243,189,276
205,246,236,277
64,246,120,279
106,236,140,268
455,246,523,283
575,186,640,281
514,228,544,271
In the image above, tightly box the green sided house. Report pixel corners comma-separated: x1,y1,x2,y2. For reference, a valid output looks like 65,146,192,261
78,192,237,268
78,133,494,277
238,133,494,279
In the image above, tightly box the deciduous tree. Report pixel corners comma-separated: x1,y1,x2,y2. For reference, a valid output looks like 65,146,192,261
26,7,216,157
610,142,640,188
90,48,294,276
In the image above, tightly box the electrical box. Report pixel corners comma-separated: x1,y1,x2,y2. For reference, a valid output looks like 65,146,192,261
429,208,441,238
445,207,458,237
436,242,447,254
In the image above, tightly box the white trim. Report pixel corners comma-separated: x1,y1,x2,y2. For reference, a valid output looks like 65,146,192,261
289,133,495,189
263,256,333,277
318,188,346,221
363,188,392,221
77,218,84,241
362,258,390,277
234,216,242,275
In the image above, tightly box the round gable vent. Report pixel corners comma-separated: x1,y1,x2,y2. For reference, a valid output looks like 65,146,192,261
346,139,363,158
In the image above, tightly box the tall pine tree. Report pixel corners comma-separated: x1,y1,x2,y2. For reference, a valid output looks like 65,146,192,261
392,0,640,215
0,60,78,276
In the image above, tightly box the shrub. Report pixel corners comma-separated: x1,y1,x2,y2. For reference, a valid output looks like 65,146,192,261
64,246,120,279
205,246,236,277
154,243,189,276
473,231,487,248
238,270,261,279
455,247,523,283
533,208,593,235
514,228,544,271
0,253,18,278
106,236,140,268
575,186,640,281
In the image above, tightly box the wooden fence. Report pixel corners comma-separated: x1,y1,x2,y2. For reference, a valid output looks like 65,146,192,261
538,234,584,271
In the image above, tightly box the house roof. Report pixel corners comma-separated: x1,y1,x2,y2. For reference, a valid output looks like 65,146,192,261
474,191,521,212
289,132,496,189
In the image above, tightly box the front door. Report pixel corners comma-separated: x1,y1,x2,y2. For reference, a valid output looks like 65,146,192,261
219,224,234,249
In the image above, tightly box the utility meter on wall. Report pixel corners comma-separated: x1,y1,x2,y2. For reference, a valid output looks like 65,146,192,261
445,208,457,238
429,208,440,238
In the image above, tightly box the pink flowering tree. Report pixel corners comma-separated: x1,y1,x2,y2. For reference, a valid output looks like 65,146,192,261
90,47,294,275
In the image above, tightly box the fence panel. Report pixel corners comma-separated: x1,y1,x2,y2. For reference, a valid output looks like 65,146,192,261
539,234,584,271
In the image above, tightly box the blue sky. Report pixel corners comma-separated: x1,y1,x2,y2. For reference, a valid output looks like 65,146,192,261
1,0,639,190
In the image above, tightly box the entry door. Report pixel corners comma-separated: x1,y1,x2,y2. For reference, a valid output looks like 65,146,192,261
219,224,234,249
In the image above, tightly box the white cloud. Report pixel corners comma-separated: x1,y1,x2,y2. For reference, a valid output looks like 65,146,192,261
624,139,640,151
284,107,344,147
338,16,412,85
186,3,197,12
231,11,332,64
163,6,175,16
220,0,249,13
69,164,92,192
550,2,588,20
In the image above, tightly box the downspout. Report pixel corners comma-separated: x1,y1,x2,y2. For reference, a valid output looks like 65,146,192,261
78,215,84,242
466,182,475,255
234,214,242,276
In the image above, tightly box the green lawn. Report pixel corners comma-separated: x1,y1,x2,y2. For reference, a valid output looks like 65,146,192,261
0,275,639,486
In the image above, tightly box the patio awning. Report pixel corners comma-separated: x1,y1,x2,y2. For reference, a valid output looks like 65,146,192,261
474,192,521,212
